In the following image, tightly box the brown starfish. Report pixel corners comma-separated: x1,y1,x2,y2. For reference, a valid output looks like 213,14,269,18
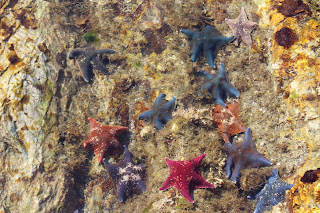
84,117,127,162
225,7,257,48
212,100,246,143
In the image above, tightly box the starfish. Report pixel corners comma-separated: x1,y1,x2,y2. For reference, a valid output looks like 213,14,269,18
181,25,234,68
138,93,176,130
159,153,214,203
248,169,294,213
225,7,257,47
84,117,127,162
67,46,116,82
103,146,146,202
198,63,239,107
225,128,272,182
212,100,246,142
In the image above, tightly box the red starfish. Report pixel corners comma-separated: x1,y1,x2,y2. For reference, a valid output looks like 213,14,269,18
212,100,246,143
84,117,128,162
159,153,214,203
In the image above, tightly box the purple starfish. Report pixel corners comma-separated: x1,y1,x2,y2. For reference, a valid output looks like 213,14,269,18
103,146,146,202
225,128,272,182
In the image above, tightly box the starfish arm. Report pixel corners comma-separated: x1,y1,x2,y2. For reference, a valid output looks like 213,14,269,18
160,113,173,124
224,152,234,179
204,44,218,68
138,110,154,122
253,197,269,213
103,159,120,181
205,25,223,37
88,117,102,130
198,70,214,80
192,172,215,189
95,48,116,55
67,48,87,59
123,146,133,164
181,29,196,39
220,81,240,98
193,153,206,167
164,158,180,168
154,93,167,106
174,180,195,203
230,158,244,182
242,128,256,150
162,96,176,112
241,33,254,47
158,175,175,191
136,178,147,193
244,153,272,168
117,181,127,202
216,36,235,49
77,57,94,82
190,41,203,62
154,115,166,130
212,85,226,107
91,57,111,74
199,81,214,94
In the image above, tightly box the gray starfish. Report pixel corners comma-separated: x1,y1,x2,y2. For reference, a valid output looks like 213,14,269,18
138,93,176,130
181,25,234,68
248,169,295,213
67,46,116,82
198,63,239,106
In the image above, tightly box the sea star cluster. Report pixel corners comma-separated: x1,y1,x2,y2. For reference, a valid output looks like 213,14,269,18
67,6,296,212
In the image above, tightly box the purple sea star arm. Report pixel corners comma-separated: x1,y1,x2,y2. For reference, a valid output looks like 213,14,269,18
123,146,133,164
103,159,120,181
224,149,234,179
242,128,256,150
245,154,272,168
230,158,243,183
117,182,127,202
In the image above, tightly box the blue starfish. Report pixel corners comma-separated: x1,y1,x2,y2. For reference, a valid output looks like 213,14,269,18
138,93,176,130
103,146,146,202
181,25,234,68
225,128,272,183
198,63,239,106
67,46,116,82
248,169,295,213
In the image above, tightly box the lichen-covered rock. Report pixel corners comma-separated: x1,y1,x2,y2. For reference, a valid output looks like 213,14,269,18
0,0,319,212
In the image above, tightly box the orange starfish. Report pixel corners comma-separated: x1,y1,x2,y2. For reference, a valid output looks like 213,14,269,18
84,117,128,162
212,100,246,143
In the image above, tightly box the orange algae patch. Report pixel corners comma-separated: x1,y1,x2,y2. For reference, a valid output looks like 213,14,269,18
259,1,320,211
288,169,320,213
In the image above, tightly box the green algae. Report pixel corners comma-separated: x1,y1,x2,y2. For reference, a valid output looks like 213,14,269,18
83,31,99,44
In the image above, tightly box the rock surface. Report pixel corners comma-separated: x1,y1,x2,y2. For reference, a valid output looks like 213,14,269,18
0,0,319,212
